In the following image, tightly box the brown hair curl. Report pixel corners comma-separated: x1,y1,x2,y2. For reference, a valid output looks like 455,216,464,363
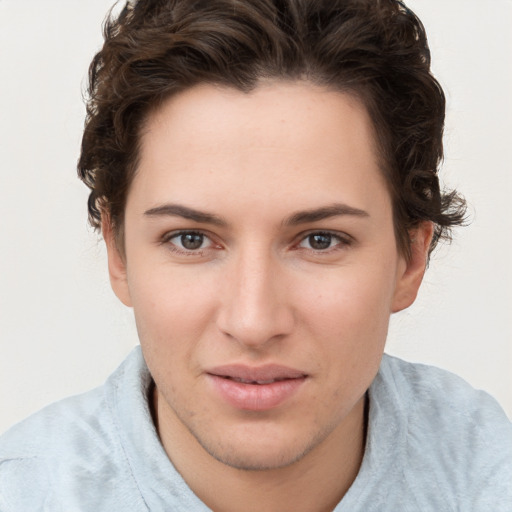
78,0,466,257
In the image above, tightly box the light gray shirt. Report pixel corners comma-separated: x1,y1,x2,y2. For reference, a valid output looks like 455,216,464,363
1,347,511,511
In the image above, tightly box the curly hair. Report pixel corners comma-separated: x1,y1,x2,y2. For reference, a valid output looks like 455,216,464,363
78,0,466,258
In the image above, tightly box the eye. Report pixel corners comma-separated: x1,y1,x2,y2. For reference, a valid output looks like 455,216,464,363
165,231,213,252
298,231,349,251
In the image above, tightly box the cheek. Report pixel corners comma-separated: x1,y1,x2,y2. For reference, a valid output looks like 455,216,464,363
301,270,395,334
300,275,393,399
296,265,396,383
128,267,220,359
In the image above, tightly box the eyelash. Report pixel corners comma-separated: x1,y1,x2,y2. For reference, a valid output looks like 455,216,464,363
160,229,353,256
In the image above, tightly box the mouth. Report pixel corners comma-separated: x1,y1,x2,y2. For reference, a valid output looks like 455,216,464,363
207,363,307,382
219,376,291,385
206,364,308,411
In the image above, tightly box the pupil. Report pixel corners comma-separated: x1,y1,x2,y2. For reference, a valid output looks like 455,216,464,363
309,233,331,250
181,233,203,250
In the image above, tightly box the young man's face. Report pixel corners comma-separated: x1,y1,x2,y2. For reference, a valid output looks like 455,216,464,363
106,82,429,471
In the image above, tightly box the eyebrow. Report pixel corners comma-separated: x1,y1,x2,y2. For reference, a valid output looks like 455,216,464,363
143,202,369,227
144,204,227,226
283,203,369,225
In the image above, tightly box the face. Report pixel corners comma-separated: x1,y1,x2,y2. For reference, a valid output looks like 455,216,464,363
106,82,430,472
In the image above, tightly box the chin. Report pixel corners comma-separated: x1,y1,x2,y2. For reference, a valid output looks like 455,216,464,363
202,442,310,472
189,421,326,472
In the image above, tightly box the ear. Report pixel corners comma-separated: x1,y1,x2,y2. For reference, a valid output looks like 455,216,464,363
391,222,434,313
102,216,133,307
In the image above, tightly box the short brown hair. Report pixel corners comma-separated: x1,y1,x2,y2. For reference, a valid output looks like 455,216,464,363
78,0,466,257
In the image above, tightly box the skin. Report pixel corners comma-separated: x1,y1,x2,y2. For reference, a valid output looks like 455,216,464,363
104,82,432,512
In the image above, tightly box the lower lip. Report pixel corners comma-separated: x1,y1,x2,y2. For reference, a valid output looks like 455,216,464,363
207,375,306,411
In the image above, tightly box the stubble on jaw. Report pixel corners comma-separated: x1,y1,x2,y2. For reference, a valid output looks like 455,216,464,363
151,380,368,474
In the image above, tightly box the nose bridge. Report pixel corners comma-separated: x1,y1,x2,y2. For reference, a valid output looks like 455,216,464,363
217,242,293,347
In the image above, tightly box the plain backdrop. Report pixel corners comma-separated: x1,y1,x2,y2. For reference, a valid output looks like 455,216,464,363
0,0,511,434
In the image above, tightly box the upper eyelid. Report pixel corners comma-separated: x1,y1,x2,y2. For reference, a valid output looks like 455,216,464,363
295,229,353,243
162,229,212,242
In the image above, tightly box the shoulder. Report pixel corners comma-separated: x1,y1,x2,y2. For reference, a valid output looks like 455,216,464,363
0,384,112,452
0,348,148,511
379,354,511,435
0,387,115,509
376,354,512,510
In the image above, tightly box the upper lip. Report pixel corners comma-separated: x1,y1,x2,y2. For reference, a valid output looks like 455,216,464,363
207,364,307,382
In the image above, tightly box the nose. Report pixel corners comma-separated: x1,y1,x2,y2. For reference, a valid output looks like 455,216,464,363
216,247,295,349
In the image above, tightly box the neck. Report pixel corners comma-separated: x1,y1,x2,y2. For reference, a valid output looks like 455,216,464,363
153,389,367,512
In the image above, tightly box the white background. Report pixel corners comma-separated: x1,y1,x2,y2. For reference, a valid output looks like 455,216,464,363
0,0,511,434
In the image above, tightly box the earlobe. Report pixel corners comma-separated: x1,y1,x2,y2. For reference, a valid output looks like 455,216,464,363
391,222,434,313
102,216,133,307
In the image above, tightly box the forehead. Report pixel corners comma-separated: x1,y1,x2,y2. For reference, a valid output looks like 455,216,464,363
129,81,390,220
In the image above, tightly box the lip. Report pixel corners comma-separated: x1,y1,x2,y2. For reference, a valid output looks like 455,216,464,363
206,364,308,411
